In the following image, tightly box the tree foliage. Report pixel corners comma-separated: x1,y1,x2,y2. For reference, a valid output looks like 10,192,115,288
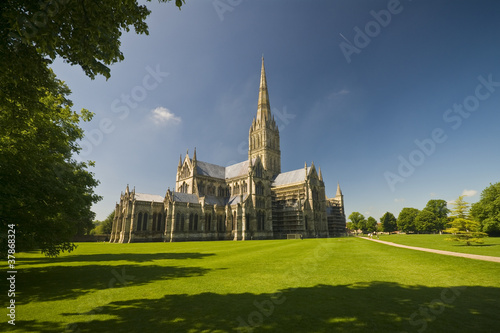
91,211,114,235
0,74,101,256
423,199,449,231
380,212,397,232
470,182,500,236
414,210,438,233
445,218,487,246
397,208,419,233
348,212,366,232
445,196,487,246
366,216,378,233
1,0,185,256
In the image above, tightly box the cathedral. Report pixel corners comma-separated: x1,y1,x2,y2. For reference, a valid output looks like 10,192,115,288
109,58,346,243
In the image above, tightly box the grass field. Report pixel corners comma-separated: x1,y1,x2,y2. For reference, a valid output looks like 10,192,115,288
3,237,500,332
377,234,500,257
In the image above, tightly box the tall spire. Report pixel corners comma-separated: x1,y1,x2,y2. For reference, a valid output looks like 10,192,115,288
257,56,271,123
336,182,343,197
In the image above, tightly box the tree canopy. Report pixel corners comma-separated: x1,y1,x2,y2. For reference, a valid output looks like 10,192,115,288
366,216,378,233
414,210,438,233
380,212,397,232
348,212,366,232
397,208,419,233
1,0,185,256
471,182,500,236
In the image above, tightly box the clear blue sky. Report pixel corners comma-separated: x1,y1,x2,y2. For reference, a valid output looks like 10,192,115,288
50,0,500,222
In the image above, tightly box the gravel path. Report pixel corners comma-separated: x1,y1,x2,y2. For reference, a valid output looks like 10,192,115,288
361,237,500,263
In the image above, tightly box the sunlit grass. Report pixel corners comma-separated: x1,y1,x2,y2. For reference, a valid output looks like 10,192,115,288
3,238,500,332
377,234,500,257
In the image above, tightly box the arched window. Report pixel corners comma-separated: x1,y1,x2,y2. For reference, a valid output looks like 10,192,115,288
180,214,185,231
206,214,212,231
194,214,198,231
157,213,162,231
189,213,193,231
143,213,148,231
242,182,247,194
137,212,143,231
198,181,205,195
152,213,157,231
175,213,180,231
245,214,250,231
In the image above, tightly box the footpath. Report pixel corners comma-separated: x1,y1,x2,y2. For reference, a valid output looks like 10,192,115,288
361,237,500,263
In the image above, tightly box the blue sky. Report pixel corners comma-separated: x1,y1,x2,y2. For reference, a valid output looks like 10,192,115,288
51,0,500,222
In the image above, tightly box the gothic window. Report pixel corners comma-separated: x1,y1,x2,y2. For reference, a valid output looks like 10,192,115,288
152,213,157,231
217,186,225,197
180,182,189,193
256,183,264,196
137,212,143,231
257,211,265,231
175,213,180,231
157,213,162,231
182,166,190,178
225,188,230,197
143,213,148,231
255,164,262,178
234,184,240,195
242,181,247,194
245,214,250,231
198,182,205,196
206,214,212,231
207,184,215,196
194,214,199,231
180,214,185,231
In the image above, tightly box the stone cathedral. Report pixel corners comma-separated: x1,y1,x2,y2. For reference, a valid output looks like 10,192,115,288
110,58,346,243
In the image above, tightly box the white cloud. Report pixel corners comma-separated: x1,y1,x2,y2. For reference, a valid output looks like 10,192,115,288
394,198,405,203
328,89,350,98
461,189,478,197
430,192,438,198
150,107,181,126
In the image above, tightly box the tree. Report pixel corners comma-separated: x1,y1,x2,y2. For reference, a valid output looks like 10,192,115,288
348,212,366,233
445,195,487,246
1,75,101,256
450,195,470,220
414,210,438,233
471,182,500,236
423,199,449,231
366,216,378,233
1,1,184,256
91,211,114,235
380,212,397,232
445,218,487,246
397,208,419,233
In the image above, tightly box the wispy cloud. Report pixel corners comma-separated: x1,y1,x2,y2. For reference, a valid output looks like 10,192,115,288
461,189,478,197
394,198,405,203
430,192,438,198
328,89,350,98
150,107,181,126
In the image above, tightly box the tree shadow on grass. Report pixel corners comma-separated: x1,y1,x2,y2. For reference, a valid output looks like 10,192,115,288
19,252,216,265
12,264,213,303
13,282,500,333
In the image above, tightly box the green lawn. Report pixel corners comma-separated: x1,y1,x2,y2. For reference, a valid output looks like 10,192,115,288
376,234,500,257
3,238,500,332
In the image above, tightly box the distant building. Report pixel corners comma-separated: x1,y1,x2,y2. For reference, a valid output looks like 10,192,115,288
110,58,346,243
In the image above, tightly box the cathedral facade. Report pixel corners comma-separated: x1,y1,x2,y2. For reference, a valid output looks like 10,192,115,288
109,59,346,243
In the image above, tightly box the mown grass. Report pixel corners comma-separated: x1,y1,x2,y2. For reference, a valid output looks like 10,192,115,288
3,238,500,332
377,234,500,257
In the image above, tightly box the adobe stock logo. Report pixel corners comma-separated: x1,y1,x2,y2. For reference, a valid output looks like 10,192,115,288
384,74,500,192
339,0,411,64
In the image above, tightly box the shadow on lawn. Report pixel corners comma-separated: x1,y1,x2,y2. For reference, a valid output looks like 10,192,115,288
14,263,213,303
20,252,216,265
15,282,500,333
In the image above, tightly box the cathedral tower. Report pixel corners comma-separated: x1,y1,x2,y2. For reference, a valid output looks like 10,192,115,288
249,57,281,176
